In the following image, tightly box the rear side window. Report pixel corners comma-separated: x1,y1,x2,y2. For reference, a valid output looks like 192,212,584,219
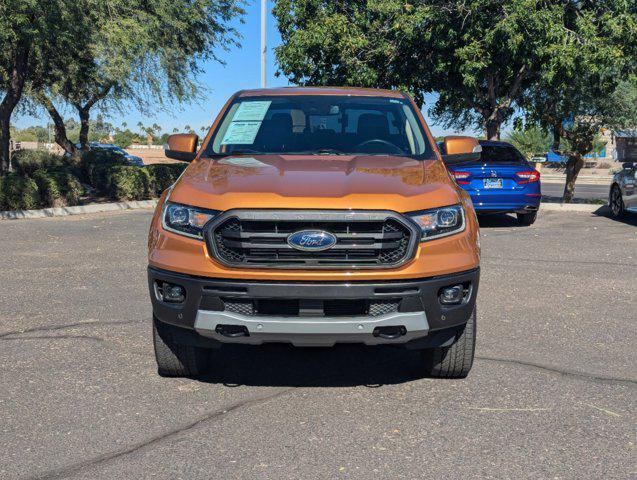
480,145,527,163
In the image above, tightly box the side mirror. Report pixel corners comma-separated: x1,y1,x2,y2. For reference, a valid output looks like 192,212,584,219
440,136,482,165
622,162,636,170
165,134,199,162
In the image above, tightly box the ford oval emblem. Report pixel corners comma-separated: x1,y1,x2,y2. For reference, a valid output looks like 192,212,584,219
287,230,337,252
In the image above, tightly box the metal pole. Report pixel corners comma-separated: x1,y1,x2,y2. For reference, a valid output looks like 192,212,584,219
260,0,266,88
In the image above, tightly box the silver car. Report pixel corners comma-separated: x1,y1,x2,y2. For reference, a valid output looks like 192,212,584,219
609,162,637,217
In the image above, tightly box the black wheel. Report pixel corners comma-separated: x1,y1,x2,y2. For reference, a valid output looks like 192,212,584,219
516,211,537,226
609,185,625,218
421,306,476,379
153,316,210,377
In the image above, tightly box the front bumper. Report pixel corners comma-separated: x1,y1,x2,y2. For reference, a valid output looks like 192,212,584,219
149,266,479,347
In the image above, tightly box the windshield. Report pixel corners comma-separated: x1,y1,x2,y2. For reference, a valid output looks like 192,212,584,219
480,145,527,163
205,95,433,157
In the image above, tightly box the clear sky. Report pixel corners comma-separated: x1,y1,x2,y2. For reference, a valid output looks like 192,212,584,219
13,1,478,138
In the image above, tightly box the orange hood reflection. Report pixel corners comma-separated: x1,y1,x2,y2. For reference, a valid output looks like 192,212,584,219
169,154,461,212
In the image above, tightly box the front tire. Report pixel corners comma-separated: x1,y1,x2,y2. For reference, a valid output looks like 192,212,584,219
517,211,537,226
610,185,625,218
421,306,476,379
153,316,210,377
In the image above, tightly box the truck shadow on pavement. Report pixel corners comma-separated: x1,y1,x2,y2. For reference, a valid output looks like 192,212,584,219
198,343,426,387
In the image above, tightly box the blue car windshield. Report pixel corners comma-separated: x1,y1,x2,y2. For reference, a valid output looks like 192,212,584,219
205,95,434,158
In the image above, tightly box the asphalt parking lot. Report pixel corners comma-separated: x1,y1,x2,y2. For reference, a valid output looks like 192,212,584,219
1,209,635,480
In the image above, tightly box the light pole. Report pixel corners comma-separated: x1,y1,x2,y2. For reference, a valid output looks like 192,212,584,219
260,0,266,88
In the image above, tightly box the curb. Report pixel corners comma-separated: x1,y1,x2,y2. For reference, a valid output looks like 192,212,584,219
540,202,607,213
0,199,158,220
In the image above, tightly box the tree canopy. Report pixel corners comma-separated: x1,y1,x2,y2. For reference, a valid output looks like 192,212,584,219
33,0,244,155
520,1,637,201
274,0,564,139
0,0,91,171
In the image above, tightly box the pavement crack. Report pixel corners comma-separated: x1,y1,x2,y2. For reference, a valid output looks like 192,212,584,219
0,320,137,339
27,355,405,480
28,388,293,480
477,355,636,386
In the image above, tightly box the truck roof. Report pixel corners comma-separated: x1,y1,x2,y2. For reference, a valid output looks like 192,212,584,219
237,86,407,98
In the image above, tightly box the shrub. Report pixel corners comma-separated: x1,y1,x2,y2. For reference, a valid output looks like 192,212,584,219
12,150,65,176
59,172,83,205
147,163,187,195
1,174,40,210
81,149,128,191
32,170,64,207
31,169,84,207
107,166,150,201
106,164,187,201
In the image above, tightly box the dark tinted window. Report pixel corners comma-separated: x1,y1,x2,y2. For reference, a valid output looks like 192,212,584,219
480,145,527,163
206,95,433,157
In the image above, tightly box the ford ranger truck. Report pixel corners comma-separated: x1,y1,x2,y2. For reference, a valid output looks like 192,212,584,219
148,87,481,379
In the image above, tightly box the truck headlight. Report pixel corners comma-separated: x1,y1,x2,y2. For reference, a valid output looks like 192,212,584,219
408,205,465,241
162,202,219,239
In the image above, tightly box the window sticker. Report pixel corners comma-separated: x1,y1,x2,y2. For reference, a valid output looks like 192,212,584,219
221,121,262,145
220,101,271,145
233,101,271,122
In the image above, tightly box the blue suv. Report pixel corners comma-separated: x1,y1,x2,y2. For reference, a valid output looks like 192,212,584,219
445,140,541,225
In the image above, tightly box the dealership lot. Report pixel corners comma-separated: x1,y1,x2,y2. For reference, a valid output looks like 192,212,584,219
1,209,635,480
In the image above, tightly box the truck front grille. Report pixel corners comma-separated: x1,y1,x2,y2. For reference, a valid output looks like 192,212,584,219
205,210,419,269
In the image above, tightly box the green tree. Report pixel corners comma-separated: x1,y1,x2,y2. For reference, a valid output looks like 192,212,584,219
0,0,88,172
504,126,552,159
33,0,244,155
113,129,142,148
138,122,161,146
273,0,561,139
521,2,637,202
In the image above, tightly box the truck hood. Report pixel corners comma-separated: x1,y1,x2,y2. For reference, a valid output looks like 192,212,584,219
169,154,461,212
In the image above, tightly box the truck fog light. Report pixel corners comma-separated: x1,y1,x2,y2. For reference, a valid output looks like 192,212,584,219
155,281,186,304
439,285,463,305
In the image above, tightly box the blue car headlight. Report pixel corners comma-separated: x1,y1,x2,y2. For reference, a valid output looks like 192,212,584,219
162,202,219,239
408,205,466,241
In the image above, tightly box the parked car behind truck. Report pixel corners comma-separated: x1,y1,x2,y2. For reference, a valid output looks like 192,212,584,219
609,162,637,217
148,87,481,379
445,140,541,225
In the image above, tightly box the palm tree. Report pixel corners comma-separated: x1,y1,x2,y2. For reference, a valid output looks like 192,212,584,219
504,127,552,159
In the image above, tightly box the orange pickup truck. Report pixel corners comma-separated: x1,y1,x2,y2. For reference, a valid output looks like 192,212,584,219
148,87,481,378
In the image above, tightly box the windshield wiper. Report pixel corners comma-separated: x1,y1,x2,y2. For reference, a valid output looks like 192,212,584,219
220,149,263,155
289,149,347,155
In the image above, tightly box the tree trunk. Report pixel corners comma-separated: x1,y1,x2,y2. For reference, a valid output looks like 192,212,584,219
562,153,584,203
485,119,501,140
78,106,90,150
0,39,30,173
0,112,13,173
36,93,77,155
